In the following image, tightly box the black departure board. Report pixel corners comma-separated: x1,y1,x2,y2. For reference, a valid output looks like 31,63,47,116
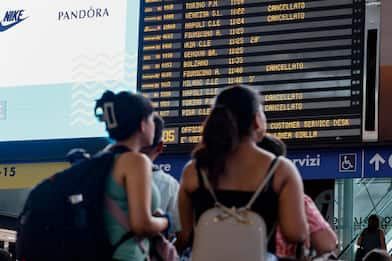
137,0,365,153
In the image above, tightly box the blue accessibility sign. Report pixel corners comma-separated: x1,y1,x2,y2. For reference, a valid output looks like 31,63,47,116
287,149,362,180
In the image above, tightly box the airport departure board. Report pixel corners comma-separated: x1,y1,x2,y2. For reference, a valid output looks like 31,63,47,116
137,0,365,153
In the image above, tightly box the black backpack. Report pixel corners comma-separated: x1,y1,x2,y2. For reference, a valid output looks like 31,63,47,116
16,146,130,261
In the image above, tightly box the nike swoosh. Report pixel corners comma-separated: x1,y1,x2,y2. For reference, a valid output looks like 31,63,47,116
0,17,27,32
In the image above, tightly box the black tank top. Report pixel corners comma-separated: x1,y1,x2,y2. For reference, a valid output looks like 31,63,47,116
361,228,382,254
190,160,279,253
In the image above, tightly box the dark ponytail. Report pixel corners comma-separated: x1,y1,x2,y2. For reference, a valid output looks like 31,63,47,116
193,85,261,186
193,106,239,186
95,90,154,141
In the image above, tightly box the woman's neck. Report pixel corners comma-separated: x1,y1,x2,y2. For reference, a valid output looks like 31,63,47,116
228,137,257,158
116,135,143,152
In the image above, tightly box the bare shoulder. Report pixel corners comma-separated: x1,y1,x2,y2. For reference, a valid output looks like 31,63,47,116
116,152,151,175
181,160,199,193
273,156,303,191
276,156,299,173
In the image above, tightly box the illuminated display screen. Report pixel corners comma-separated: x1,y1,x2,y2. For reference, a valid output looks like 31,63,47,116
137,0,365,152
0,0,138,142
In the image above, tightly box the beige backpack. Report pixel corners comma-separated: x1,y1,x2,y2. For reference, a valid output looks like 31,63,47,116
192,157,281,261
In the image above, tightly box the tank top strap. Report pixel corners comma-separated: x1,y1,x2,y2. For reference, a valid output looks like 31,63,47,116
195,157,279,193
265,157,278,191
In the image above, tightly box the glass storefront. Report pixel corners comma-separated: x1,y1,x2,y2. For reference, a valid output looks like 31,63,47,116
334,178,392,260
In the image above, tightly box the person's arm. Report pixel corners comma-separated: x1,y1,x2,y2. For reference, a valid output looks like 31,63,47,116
176,161,197,251
166,178,181,233
379,229,387,250
119,153,168,236
311,227,337,255
357,231,364,247
304,195,337,255
276,158,309,243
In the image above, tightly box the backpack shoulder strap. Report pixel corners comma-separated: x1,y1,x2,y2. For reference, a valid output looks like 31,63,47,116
245,156,281,210
199,169,250,222
92,145,130,161
195,164,204,190
105,196,130,231
199,169,220,204
199,157,281,208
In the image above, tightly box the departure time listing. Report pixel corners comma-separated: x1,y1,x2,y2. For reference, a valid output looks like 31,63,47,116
137,0,365,152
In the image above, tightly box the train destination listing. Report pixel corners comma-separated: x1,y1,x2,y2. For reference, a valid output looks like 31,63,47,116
137,0,365,152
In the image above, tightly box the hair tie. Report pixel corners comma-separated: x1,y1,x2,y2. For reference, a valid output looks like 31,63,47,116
95,91,118,129
102,102,118,129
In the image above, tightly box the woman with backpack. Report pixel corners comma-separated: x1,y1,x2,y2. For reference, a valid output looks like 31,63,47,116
96,91,169,261
176,85,308,260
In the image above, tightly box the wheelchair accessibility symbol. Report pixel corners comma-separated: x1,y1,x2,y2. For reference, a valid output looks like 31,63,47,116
339,154,357,172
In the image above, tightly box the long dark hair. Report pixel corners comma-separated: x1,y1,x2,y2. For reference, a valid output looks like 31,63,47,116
367,214,380,232
193,85,261,186
94,90,154,141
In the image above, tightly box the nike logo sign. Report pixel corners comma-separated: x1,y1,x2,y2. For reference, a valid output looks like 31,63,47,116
0,17,27,32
